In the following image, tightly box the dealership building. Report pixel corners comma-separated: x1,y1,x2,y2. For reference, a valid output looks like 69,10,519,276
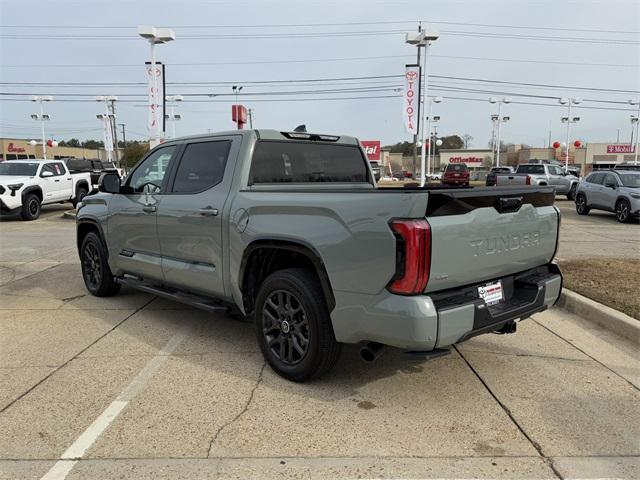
0,138,112,162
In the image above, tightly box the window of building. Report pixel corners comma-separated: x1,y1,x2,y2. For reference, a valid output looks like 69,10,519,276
172,141,231,193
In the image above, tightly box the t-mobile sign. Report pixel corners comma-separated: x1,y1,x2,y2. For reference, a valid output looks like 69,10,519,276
361,140,381,161
607,145,635,153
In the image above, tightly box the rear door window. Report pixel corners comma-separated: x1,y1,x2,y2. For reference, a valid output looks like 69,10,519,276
172,141,231,193
517,165,545,174
250,141,369,183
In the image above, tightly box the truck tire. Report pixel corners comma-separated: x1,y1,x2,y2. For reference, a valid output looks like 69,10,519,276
254,268,341,382
616,199,631,223
20,193,41,221
575,194,590,215
567,183,577,200
80,231,121,297
72,186,88,208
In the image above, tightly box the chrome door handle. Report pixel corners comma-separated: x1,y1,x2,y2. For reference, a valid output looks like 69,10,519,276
199,206,218,216
54,179,60,182
142,204,157,213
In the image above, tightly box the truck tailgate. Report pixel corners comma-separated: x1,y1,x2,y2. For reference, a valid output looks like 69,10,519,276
424,188,559,293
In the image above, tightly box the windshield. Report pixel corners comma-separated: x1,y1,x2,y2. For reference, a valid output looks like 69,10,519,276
517,165,545,174
618,173,640,187
447,164,467,171
0,162,38,176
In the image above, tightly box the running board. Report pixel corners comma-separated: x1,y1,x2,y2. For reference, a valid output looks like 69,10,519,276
115,277,229,313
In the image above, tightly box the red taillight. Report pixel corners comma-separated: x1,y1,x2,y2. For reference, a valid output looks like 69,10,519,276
526,175,531,185
387,219,431,295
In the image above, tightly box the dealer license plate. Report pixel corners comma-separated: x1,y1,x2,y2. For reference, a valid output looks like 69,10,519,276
478,281,503,306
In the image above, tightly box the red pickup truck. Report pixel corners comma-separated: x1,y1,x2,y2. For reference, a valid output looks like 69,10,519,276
442,163,470,186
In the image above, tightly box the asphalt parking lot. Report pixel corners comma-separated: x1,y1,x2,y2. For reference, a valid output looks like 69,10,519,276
0,201,638,479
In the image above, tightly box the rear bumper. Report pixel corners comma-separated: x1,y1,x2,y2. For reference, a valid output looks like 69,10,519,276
331,263,562,351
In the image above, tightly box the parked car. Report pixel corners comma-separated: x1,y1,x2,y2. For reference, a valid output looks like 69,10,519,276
369,161,381,181
62,157,119,186
485,166,513,186
496,164,579,200
575,170,640,223
77,129,562,382
614,163,640,172
430,171,442,181
441,163,470,186
0,160,91,220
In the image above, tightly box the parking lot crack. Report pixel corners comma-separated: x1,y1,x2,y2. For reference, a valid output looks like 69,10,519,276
207,361,267,457
454,346,564,479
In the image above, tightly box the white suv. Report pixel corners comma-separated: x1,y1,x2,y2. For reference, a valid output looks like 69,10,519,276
0,160,92,220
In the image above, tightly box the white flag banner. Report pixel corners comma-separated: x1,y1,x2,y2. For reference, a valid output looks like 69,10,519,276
145,61,165,137
103,116,114,152
403,64,420,135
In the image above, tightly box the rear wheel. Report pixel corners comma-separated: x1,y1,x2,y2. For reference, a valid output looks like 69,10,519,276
255,268,341,382
20,193,41,221
567,183,577,200
72,186,88,208
616,199,631,223
80,231,120,296
575,194,590,215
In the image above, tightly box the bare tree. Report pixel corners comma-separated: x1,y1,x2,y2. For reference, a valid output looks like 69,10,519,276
461,134,474,149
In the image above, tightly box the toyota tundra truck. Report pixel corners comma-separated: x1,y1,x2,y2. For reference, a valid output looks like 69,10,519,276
76,130,562,382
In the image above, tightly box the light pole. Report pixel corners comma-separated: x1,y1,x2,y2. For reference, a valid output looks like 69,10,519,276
96,96,119,165
424,96,442,180
406,27,439,183
559,98,581,169
118,123,127,170
30,96,53,159
165,95,183,138
427,114,441,180
138,26,175,147
96,113,116,162
490,97,511,167
629,99,640,165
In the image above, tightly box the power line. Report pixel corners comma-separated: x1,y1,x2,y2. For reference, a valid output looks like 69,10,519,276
1,20,637,34
2,53,637,69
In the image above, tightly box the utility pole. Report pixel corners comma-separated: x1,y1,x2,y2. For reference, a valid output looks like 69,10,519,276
109,98,119,168
118,123,127,170
630,99,640,165
248,108,254,129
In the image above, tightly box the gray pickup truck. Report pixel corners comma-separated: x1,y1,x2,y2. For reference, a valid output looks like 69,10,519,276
496,163,579,200
76,130,562,382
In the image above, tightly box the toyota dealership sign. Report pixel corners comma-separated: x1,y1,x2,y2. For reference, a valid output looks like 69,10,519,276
403,64,420,135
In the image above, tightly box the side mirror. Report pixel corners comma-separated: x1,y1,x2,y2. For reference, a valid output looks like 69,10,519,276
41,171,54,178
99,172,121,194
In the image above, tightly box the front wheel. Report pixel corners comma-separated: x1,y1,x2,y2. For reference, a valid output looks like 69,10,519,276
80,232,121,296
576,194,590,215
255,268,341,382
20,193,41,220
567,183,577,201
616,199,631,223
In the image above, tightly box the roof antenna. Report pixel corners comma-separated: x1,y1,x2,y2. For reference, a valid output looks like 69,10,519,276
294,124,307,132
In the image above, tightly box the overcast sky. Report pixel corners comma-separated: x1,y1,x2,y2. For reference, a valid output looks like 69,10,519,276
0,0,638,148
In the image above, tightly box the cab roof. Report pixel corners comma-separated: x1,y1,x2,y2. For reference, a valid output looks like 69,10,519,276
162,129,360,146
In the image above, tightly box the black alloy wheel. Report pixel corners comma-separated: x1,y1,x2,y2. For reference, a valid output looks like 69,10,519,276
254,268,341,382
262,290,310,366
80,232,121,296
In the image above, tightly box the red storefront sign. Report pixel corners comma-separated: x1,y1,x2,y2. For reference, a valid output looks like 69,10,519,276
361,140,381,161
607,144,635,153
7,143,26,153
231,105,247,129
449,156,483,164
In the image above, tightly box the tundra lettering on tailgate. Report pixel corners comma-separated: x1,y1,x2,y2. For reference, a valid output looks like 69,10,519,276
470,232,540,257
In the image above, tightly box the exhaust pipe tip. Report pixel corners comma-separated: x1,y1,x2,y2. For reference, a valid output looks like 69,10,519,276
360,342,384,362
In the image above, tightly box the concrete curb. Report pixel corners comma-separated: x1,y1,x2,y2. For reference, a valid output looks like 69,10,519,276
62,210,77,220
556,289,639,344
